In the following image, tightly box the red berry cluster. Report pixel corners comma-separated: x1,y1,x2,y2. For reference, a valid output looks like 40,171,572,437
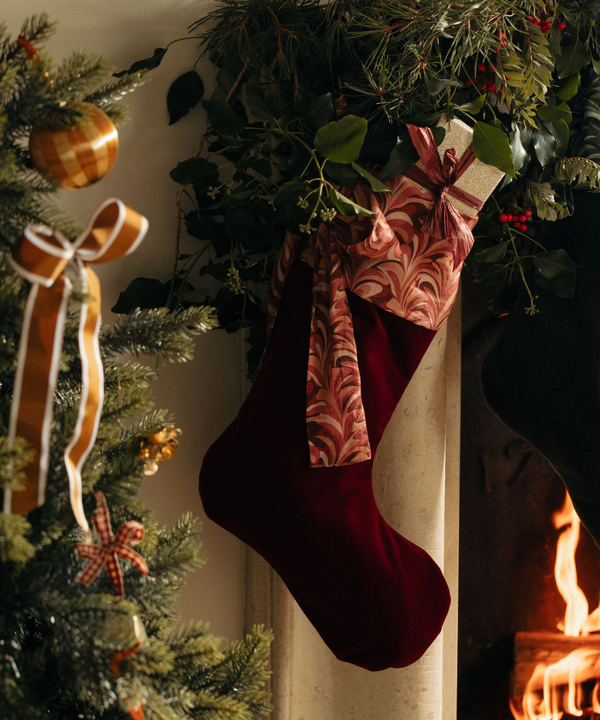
499,209,532,232
526,15,566,33
466,62,501,93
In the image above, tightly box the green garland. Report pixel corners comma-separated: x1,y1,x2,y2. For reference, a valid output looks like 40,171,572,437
114,0,600,376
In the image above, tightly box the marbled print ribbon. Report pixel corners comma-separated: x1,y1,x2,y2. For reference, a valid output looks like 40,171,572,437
76,491,148,599
4,199,148,540
403,124,484,266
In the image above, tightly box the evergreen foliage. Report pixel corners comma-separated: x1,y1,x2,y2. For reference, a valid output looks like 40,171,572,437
114,0,600,365
0,16,273,720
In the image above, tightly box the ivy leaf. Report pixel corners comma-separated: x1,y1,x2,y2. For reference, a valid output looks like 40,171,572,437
329,188,375,216
533,270,576,298
472,121,515,177
474,264,508,285
201,97,245,136
113,48,167,77
592,51,600,76
314,115,368,164
556,38,591,79
111,278,170,313
475,243,508,263
167,71,204,125
246,74,280,121
324,161,358,189
454,94,486,114
351,163,391,193
431,126,447,146
427,78,463,95
379,136,419,181
533,248,579,279
170,158,219,188
285,93,334,130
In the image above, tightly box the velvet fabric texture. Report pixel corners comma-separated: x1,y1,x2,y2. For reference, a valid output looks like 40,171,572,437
199,258,451,671
481,190,600,548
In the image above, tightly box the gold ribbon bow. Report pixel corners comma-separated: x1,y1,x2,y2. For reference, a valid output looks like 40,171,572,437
4,199,148,540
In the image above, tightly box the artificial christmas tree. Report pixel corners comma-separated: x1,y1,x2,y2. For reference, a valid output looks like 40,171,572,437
0,15,272,719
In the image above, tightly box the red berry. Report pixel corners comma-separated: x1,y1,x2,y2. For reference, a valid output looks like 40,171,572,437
533,17,540,25
558,21,566,30
481,84,488,91
502,39,507,46
499,213,508,222
465,79,473,86
489,84,497,92
521,223,528,231
527,15,534,22
525,209,532,218
513,221,520,228
473,75,479,83
506,213,513,222
519,214,527,222
489,63,496,71
493,46,499,52
477,62,485,71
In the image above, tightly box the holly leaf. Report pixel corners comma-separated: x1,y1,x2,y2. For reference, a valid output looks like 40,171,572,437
113,48,167,77
556,38,591,78
510,127,530,175
532,124,559,167
351,163,391,193
314,115,368,164
329,187,375,216
167,71,204,125
454,94,486,114
472,121,515,177
169,157,219,188
111,278,169,313
379,136,419,181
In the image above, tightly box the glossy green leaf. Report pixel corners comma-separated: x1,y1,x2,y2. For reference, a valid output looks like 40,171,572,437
556,39,591,79
351,163,391,192
111,277,169,313
379,136,419,181
472,122,515,178
169,157,219,188
246,74,280,121
537,105,571,123
324,161,358,189
533,268,576,298
555,73,579,101
113,48,167,77
427,78,462,95
474,264,508,285
167,71,204,125
329,187,375,216
314,115,368,164
533,249,579,279
455,94,486,114
475,243,508,263
201,97,245,136
285,93,334,130
431,126,447,146
510,127,530,175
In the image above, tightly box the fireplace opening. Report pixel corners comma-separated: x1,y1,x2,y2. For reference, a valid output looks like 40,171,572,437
458,276,600,720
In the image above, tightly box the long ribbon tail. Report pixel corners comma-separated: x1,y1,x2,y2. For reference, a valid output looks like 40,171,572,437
63,265,103,541
5,277,72,516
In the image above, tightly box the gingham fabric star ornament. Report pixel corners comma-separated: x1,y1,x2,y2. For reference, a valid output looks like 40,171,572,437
76,491,148,599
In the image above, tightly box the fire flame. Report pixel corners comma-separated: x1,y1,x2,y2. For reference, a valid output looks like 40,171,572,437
511,493,600,720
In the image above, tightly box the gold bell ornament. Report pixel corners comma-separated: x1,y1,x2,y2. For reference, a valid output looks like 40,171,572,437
138,428,182,476
29,102,119,189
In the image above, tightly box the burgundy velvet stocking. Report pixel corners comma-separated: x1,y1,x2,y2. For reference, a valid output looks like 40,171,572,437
199,258,451,671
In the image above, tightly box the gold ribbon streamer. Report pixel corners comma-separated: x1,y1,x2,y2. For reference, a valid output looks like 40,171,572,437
4,199,148,540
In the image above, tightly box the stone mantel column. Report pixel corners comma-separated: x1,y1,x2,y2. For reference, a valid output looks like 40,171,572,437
246,297,462,720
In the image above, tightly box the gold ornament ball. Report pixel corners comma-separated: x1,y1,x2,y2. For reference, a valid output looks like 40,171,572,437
29,103,119,189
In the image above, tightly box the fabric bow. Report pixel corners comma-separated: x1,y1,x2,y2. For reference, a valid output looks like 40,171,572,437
76,491,148,600
403,124,484,266
4,199,148,540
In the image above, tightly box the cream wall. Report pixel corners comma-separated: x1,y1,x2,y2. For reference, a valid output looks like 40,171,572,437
3,1,246,641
